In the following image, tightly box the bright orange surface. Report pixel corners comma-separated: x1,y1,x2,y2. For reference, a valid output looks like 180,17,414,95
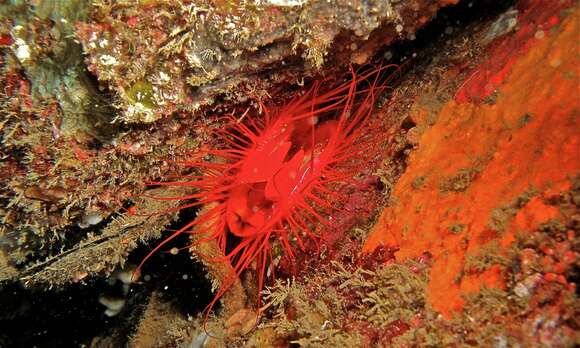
364,10,579,317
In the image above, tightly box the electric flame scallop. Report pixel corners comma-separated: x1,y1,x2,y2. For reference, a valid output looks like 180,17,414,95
139,65,395,312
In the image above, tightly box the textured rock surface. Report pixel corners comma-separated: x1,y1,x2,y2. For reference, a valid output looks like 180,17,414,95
76,0,458,123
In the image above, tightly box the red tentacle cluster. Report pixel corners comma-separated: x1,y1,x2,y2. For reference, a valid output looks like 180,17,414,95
139,64,395,314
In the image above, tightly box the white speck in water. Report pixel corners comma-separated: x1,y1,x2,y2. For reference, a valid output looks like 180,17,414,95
99,296,126,317
117,269,137,284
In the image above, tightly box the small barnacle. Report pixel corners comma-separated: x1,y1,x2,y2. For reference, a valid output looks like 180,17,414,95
99,54,118,66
